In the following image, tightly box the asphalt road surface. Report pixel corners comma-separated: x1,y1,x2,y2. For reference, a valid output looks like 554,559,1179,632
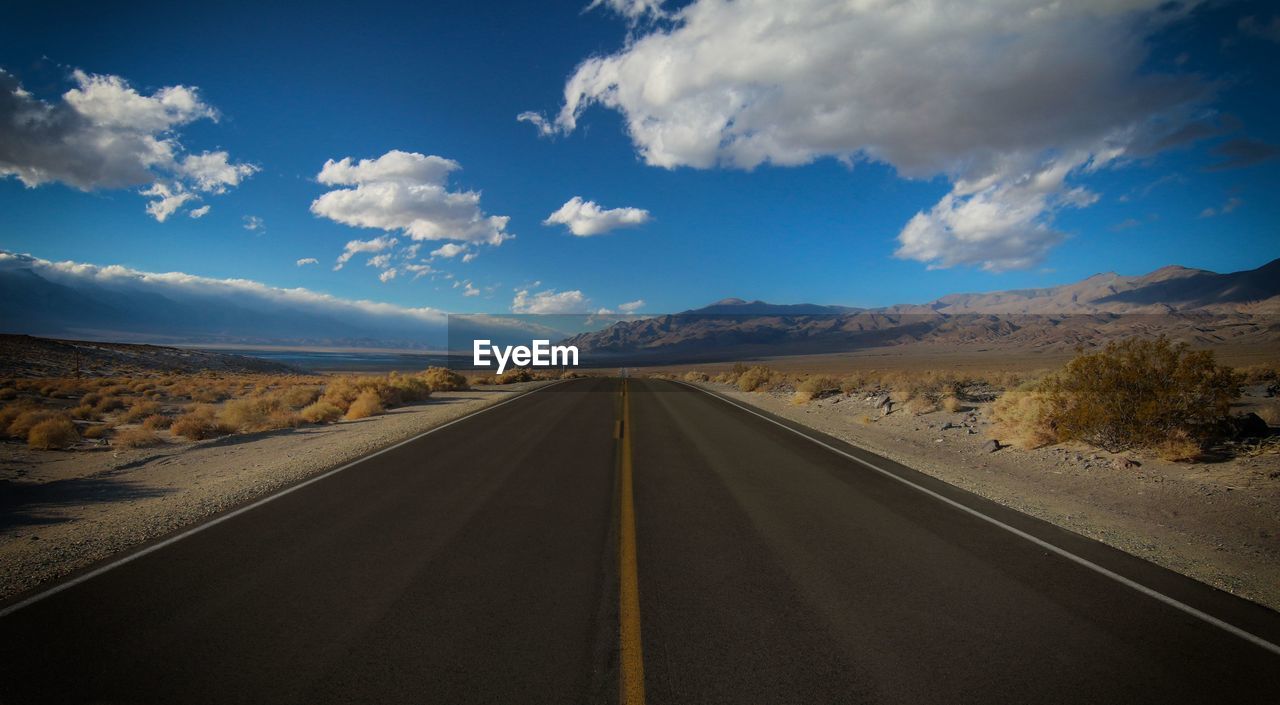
2,377,1278,704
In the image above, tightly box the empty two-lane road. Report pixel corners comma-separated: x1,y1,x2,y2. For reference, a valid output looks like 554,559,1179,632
2,377,1278,704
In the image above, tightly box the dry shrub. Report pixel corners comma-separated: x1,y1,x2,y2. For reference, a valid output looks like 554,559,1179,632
0,387,17,401
281,385,322,408
70,404,100,421
736,365,778,392
497,368,535,384
1039,337,1239,452
792,375,839,404
471,374,497,385
344,390,384,420
300,400,343,424
82,424,112,440
1156,428,1201,462
6,408,69,440
840,372,872,395
28,417,79,450
1239,363,1280,385
171,406,232,441
190,387,228,404
142,414,172,430
219,396,300,432
990,337,1240,454
990,388,1057,450
422,367,469,391
80,391,103,407
114,426,162,449
121,400,162,423
941,396,965,413
683,371,710,383
904,396,938,415
322,373,432,411
93,395,126,414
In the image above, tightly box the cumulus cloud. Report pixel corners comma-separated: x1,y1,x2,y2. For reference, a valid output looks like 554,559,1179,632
511,288,591,314
242,215,264,232
587,0,667,22
618,299,645,313
334,235,398,271
531,0,1210,270
296,257,318,266
430,242,467,258
311,150,512,245
0,68,256,220
189,205,211,219
378,268,398,283
543,196,651,236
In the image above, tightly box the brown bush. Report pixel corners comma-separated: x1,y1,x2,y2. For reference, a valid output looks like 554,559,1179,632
114,426,162,449
7,408,70,440
0,387,18,401
991,337,1241,453
422,367,469,391
1257,403,1280,427
82,424,112,440
93,395,126,414
792,375,839,403
219,396,300,432
497,368,535,384
70,404,100,421
990,388,1057,450
300,400,343,423
736,365,779,392
904,396,938,415
941,396,965,413
121,400,162,423
471,374,497,385
1156,428,1201,462
1039,337,1239,452
27,417,80,450
281,385,322,409
344,390,384,420
142,414,172,430
683,371,710,383
171,406,232,441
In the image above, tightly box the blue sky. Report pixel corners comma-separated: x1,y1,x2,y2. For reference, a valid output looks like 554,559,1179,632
1,0,1278,316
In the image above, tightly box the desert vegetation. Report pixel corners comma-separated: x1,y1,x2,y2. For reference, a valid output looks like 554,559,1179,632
677,337,1277,463
0,366,499,452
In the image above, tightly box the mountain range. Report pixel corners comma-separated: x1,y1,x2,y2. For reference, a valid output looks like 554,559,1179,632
565,258,1280,361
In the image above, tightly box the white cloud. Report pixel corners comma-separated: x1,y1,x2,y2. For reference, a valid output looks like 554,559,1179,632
618,299,645,313
463,281,480,297
242,215,264,232
334,235,398,270
587,0,667,22
430,242,467,258
367,253,393,269
296,257,319,266
378,268,398,283
533,0,1207,270
140,182,196,223
543,196,651,236
402,262,434,279
511,288,590,313
0,69,256,220
894,152,1101,272
188,205,211,219
311,149,512,246
461,251,478,263
1199,196,1243,219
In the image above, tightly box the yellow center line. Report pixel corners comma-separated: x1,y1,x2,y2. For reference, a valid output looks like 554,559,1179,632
619,378,646,705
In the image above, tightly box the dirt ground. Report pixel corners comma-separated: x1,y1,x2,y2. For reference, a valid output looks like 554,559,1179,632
0,383,548,602
700,381,1280,612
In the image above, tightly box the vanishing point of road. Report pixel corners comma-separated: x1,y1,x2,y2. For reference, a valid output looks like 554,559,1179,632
2,377,1278,704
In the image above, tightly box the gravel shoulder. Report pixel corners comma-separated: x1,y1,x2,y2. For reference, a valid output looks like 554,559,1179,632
702,382,1280,612
0,383,550,602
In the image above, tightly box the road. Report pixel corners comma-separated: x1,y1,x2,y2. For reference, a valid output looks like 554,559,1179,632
2,377,1278,704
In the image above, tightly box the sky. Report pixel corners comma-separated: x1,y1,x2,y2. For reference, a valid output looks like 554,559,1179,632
1,0,1278,318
